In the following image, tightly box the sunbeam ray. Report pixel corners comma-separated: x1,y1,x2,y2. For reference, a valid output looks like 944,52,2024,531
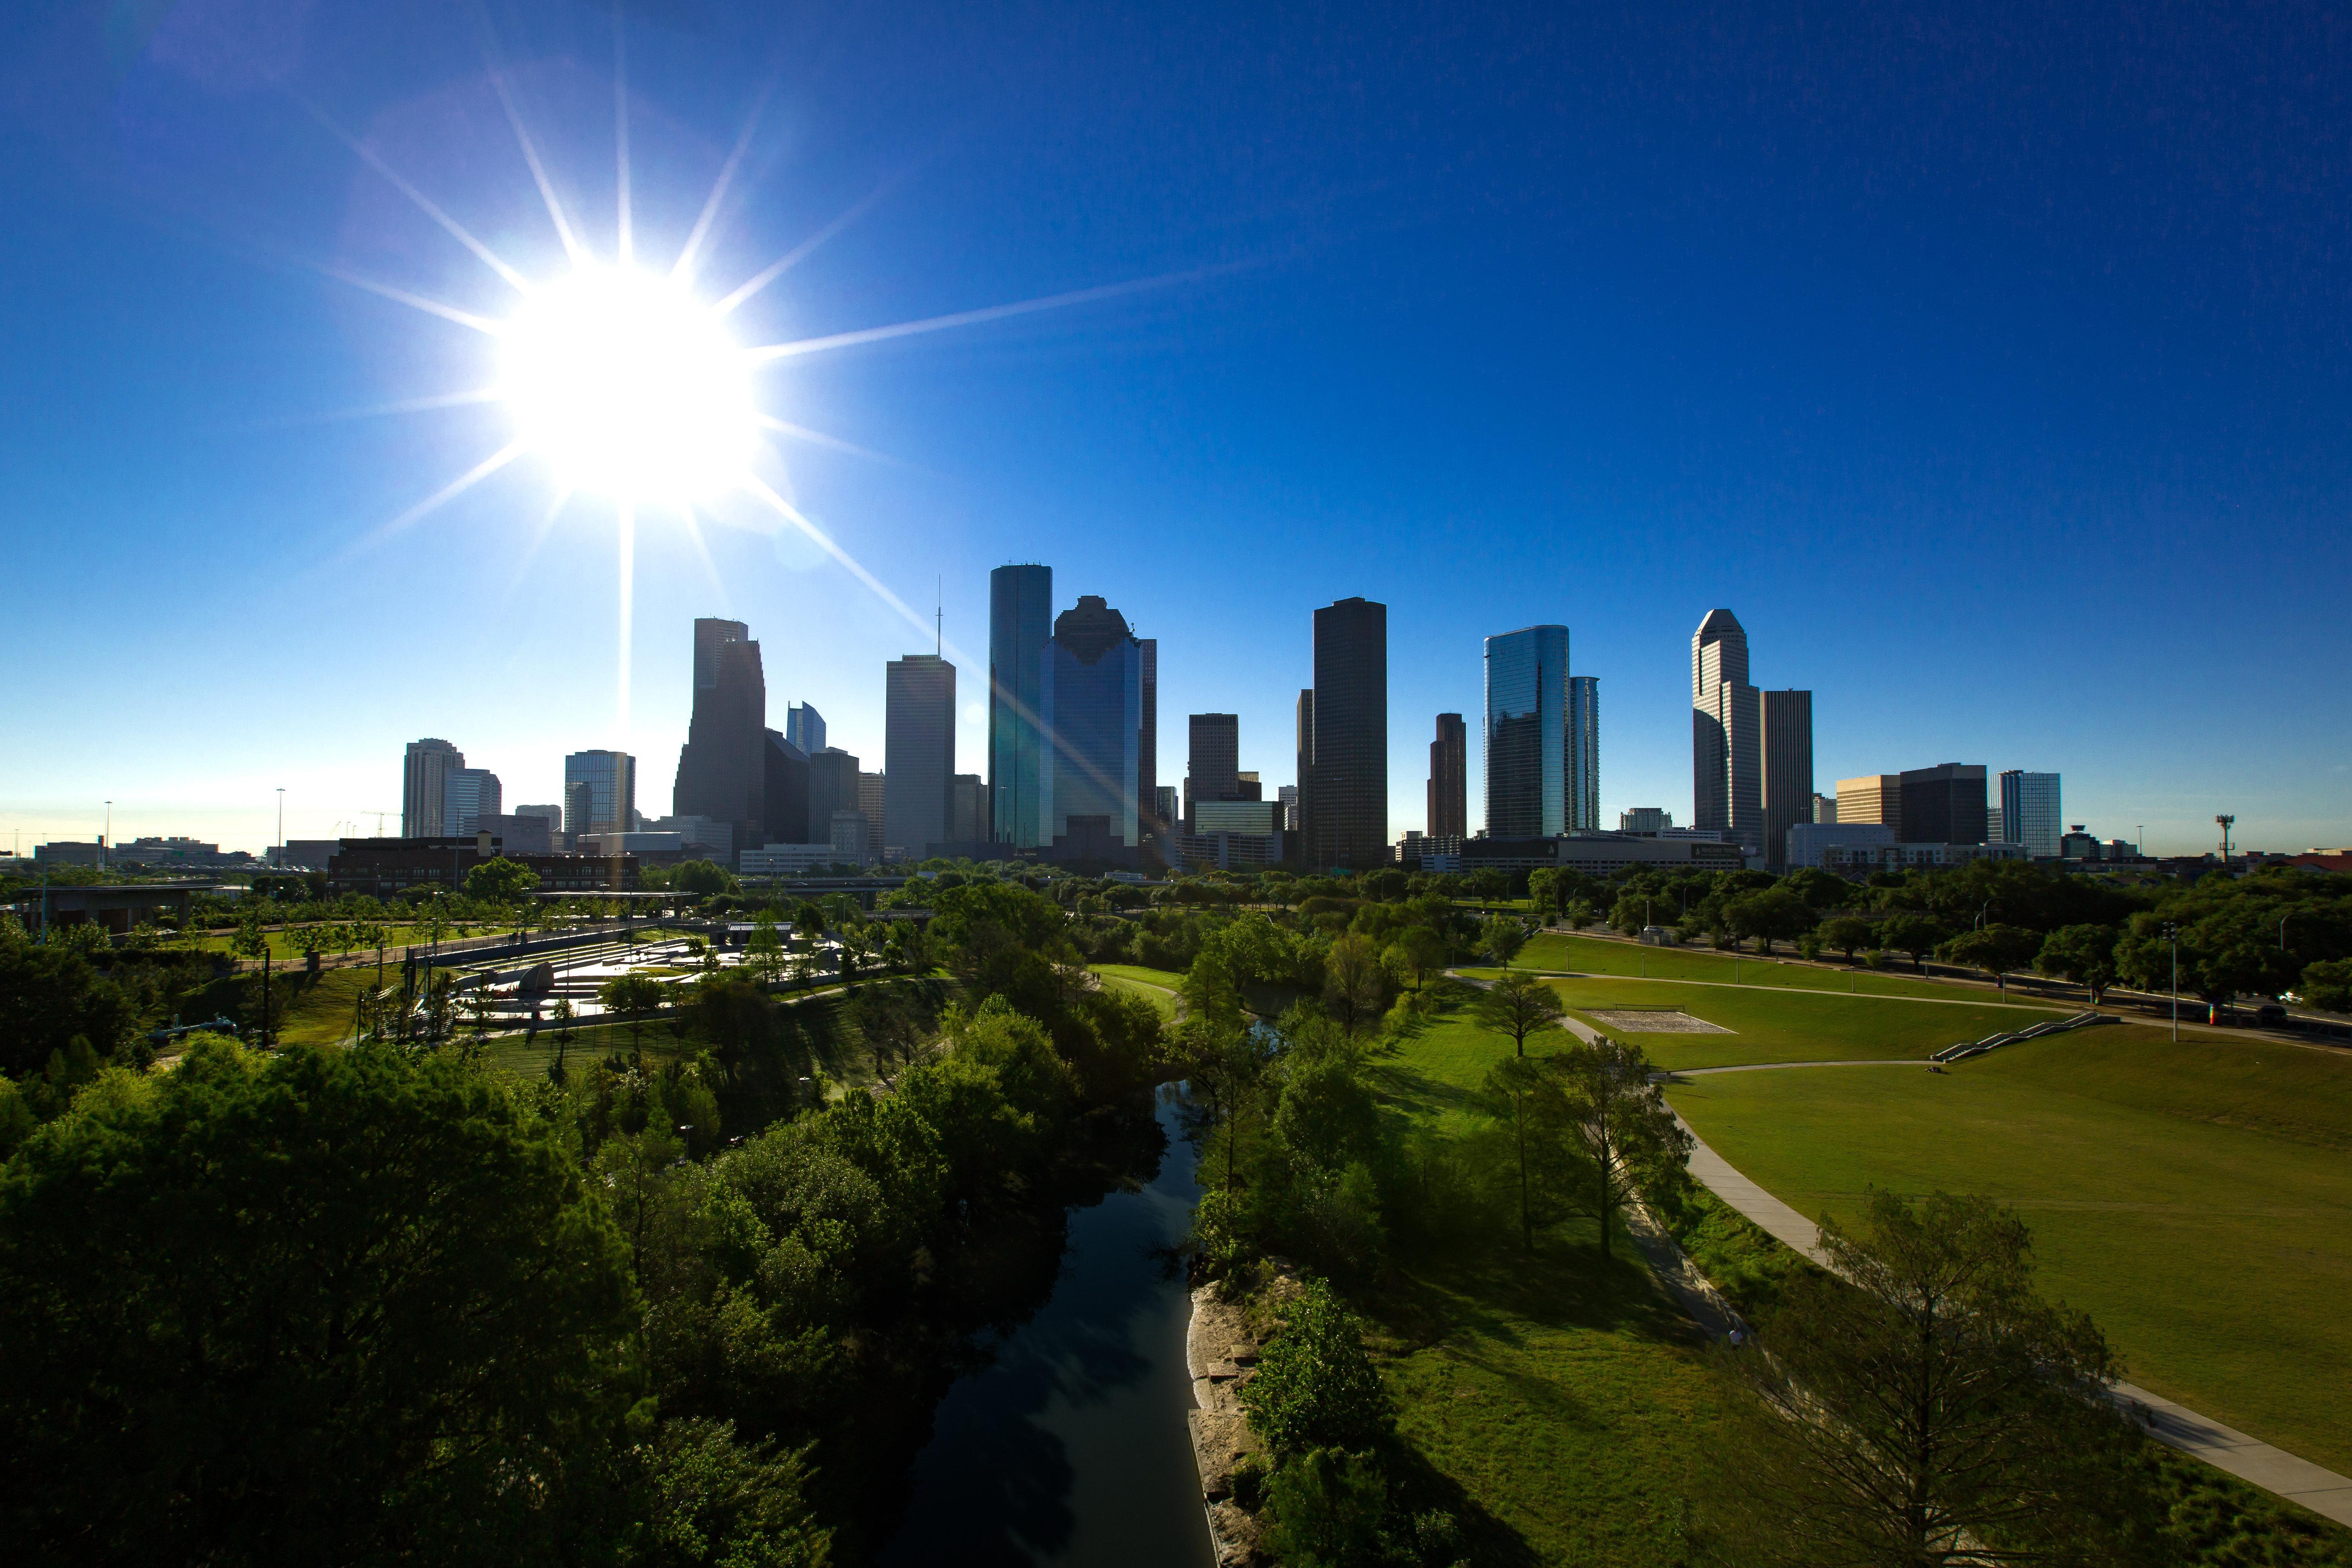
743,266,1211,363
356,439,527,552
672,76,781,285
262,388,499,429
755,412,901,465
613,2,632,268
497,487,576,609
311,262,503,333
616,498,635,733
712,178,902,317
490,68,587,268
291,92,530,293
742,474,944,649
677,501,730,611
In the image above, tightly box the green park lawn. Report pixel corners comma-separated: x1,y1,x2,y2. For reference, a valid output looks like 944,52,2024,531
1515,929,2002,1001
1091,962,1188,995
1544,977,2067,1070
1665,1026,2352,1474
1345,984,1727,1563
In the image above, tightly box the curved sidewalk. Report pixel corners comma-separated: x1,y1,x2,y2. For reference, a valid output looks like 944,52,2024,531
1675,1118,2352,1527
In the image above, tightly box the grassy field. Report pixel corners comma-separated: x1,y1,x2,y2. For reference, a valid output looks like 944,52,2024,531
1352,984,1726,1564
1516,929,2010,1001
1666,1026,2352,1474
1544,976,2066,1070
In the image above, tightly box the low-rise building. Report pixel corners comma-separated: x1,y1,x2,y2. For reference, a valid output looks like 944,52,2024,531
34,841,107,869
1785,822,1895,869
1463,833,1748,876
325,837,638,894
741,843,862,877
1819,841,2027,876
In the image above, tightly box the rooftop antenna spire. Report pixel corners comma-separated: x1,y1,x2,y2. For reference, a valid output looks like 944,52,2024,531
935,577,942,657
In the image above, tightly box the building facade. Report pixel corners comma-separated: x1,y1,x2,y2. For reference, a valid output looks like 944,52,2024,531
564,750,636,836
443,767,502,837
1619,807,1671,834
1294,690,1315,857
807,749,860,850
858,771,886,858
1690,610,1762,852
885,652,957,856
1187,713,1241,828
1785,821,1894,869
1485,625,1570,840
989,563,1054,847
1899,764,1989,846
785,701,826,754
1759,688,1814,873
477,812,553,854
1041,595,1141,847
1835,774,1900,839
1999,770,2063,857
1310,598,1388,868
951,775,987,843
1138,637,1159,841
672,617,768,855
1567,677,1599,832
402,738,464,838
1428,712,1467,839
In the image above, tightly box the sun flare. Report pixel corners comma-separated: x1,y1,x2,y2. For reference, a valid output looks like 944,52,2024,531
498,265,755,501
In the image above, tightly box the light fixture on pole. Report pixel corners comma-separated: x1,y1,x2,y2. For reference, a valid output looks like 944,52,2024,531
2162,920,2179,1042
276,788,285,868
2216,814,2235,861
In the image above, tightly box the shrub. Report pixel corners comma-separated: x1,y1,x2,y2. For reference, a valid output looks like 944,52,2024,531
1239,1278,1393,1460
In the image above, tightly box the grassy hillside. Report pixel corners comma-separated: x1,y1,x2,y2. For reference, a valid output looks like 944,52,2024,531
1667,1026,2352,1473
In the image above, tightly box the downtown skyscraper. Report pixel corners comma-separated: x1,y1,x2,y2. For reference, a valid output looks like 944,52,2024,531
1041,595,1142,848
1484,625,1572,839
1427,714,1466,840
989,564,1053,848
672,617,768,857
1691,609,1811,866
884,654,956,857
1308,597,1388,868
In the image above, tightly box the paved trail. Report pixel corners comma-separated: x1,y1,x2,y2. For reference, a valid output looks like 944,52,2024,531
1673,1115,2352,1527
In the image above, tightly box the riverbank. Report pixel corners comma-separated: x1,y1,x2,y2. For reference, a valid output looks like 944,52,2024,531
1184,1261,1308,1567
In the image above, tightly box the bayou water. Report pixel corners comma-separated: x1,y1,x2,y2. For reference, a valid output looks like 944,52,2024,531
879,1085,1214,1568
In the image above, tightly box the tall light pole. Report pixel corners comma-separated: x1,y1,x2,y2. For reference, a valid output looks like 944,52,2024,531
103,800,111,869
2163,920,2179,1042
2216,814,2235,861
275,788,285,868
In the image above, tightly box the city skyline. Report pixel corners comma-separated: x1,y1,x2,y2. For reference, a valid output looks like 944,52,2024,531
5,5,2347,857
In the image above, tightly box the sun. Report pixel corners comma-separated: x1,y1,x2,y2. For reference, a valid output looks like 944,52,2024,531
498,264,755,502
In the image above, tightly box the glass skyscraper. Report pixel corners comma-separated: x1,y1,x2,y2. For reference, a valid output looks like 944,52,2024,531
989,564,1053,847
885,653,957,856
564,750,636,836
1040,595,1141,846
1309,598,1388,868
1484,625,1571,840
1567,677,1599,833
1692,608,1763,851
1999,770,2062,857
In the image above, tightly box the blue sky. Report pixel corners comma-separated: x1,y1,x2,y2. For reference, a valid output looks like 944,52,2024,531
3,0,2347,856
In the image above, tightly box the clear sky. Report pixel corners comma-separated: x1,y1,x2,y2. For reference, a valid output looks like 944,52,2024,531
3,0,2347,857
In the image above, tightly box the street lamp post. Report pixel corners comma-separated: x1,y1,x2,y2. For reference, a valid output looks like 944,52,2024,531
2163,921,2179,1042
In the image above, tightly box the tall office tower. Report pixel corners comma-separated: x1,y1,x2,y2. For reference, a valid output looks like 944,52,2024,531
442,767,502,837
402,738,464,837
1187,713,1241,827
1294,689,1315,854
1041,595,1142,846
1428,714,1467,839
564,782,593,838
1691,609,1763,851
1278,783,1298,832
885,653,957,857
1138,637,1159,837
1836,774,1900,838
785,702,826,755
515,803,566,836
807,748,861,843
1900,763,1989,845
1567,677,1600,833
673,617,768,853
1484,625,1570,839
989,563,1053,846
1811,792,1837,825
951,775,987,842
763,730,809,849
1619,807,1671,834
1759,689,1814,872
858,771,886,857
1999,770,2063,858
565,750,636,835
1158,785,1182,830
1310,597,1388,868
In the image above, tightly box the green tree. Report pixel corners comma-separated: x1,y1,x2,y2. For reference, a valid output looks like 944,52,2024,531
633,1418,831,1568
1262,1447,1393,1568
1476,914,1529,969
1818,915,1875,962
1879,911,1946,973
670,858,737,896
598,971,667,1060
1563,897,1600,933
2301,957,2352,1013
1238,1278,1394,1460
1321,931,1389,1034
1552,1034,1688,1257
1468,967,1566,1057
2036,924,2120,1003
1939,923,2044,997
465,856,542,906
1384,925,1447,991
230,904,268,960
0,1038,637,1565
746,914,786,986
1713,1190,2162,1567
1477,1053,1571,1252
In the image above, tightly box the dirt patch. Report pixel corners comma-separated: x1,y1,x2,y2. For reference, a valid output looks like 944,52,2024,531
1585,1008,1733,1034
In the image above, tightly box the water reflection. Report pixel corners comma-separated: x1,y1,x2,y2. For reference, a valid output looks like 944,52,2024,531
880,1085,1212,1568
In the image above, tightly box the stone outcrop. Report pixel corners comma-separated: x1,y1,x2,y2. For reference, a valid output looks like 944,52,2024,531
1185,1260,1308,1568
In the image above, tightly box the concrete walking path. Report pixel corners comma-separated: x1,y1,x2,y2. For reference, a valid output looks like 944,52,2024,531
1671,1115,2352,1527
